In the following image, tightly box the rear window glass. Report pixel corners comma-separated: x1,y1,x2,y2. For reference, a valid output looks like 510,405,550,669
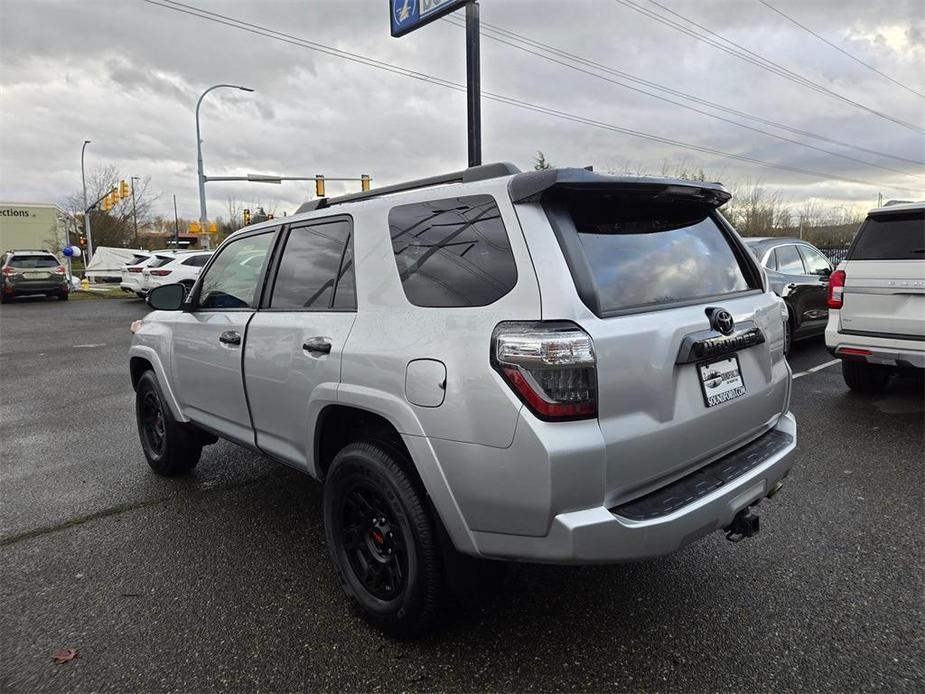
149,256,175,268
9,255,58,268
559,195,754,314
388,195,517,308
182,254,210,267
850,212,925,260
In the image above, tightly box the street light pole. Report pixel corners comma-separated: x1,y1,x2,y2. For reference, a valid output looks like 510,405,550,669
196,83,254,249
80,140,94,264
130,176,141,246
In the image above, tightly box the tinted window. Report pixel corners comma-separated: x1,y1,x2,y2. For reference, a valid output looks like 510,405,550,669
270,219,356,310
198,233,273,309
182,254,210,267
850,212,925,260
775,245,806,275
388,195,517,307
149,255,175,268
798,245,831,275
562,196,752,313
9,255,58,268
766,248,779,271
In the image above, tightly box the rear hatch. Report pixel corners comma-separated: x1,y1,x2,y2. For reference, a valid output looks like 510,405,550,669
519,171,790,504
6,254,63,287
840,208,925,339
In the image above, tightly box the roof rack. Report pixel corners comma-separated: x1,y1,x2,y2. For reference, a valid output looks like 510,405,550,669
295,161,520,214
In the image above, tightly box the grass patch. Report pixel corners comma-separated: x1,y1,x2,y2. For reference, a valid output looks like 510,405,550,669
70,287,138,301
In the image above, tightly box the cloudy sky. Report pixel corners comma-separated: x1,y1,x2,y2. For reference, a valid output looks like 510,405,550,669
1,0,923,222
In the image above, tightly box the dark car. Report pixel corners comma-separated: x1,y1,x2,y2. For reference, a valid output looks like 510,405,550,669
742,237,832,353
1,250,70,303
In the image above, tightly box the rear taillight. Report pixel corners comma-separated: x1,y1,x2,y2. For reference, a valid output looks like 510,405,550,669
2,266,16,276
491,321,597,420
128,267,143,273
150,270,172,277
54,265,66,275
827,269,846,308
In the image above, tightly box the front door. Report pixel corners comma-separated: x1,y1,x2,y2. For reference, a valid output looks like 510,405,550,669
244,217,357,468
172,230,276,445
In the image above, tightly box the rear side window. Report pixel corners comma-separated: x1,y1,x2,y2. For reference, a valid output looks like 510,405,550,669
850,212,925,260
774,245,805,275
149,256,175,268
547,194,756,315
270,219,356,310
182,254,210,267
9,255,58,268
388,195,517,307
798,245,831,275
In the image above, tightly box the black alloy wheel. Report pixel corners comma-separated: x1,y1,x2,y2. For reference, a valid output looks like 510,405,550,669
340,482,408,600
140,389,167,458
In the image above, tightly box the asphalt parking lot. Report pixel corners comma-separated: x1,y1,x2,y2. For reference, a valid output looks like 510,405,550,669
1,297,922,693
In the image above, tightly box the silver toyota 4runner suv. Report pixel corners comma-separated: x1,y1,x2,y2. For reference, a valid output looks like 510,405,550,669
130,164,796,637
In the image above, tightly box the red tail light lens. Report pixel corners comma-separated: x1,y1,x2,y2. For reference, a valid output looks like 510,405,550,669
2,266,16,276
150,270,172,277
827,269,846,308
128,267,143,273
491,321,597,420
54,265,66,275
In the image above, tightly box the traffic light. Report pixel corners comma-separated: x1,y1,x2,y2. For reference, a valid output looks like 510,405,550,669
78,235,86,247
110,186,120,202
242,208,251,225
188,221,201,233
120,180,129,198
101,194,112,212
361,174,371,192
208,222,218,234
315,175,325,198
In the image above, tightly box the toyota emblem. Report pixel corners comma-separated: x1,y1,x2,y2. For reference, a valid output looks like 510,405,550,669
711,309,735,335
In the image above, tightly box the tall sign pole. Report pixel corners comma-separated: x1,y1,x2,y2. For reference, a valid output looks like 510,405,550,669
390,0,479,167
465,2,481,166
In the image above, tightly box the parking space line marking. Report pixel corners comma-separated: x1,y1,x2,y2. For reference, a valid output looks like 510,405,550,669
792,359,839,380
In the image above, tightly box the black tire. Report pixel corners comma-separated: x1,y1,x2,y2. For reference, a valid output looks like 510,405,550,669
0,294,10,304
323,441,447,639
134,370,202,475
842,360,892,394
57,292,69,301
783,317,793,356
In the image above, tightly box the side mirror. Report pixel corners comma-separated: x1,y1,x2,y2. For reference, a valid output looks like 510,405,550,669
147,283,186,310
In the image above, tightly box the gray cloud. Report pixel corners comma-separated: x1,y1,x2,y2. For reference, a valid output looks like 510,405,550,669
1,0,922,223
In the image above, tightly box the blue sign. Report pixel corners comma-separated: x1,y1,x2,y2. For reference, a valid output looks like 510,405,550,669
390,0,470,37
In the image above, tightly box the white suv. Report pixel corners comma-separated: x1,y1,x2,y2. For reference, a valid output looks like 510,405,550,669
120,252,154,297
141,251,212,295
825,202,924,392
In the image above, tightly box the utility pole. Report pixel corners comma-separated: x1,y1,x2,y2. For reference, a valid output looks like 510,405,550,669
80,140,94,264
130,176,141,247
173,195,181,250
465,1,481,167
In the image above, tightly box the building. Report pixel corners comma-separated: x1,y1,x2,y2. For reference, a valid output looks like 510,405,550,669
0,202,68,253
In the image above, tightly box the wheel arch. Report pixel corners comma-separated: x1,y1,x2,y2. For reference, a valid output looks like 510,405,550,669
129,345,188,421
314,397,478,555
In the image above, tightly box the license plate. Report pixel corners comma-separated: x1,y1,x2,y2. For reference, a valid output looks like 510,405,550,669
24,272,46,279
698,356,746,408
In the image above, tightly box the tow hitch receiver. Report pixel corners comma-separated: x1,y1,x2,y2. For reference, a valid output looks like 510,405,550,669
725,508,760,542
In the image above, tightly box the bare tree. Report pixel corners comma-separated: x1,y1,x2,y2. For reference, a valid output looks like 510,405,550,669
60,165,160,250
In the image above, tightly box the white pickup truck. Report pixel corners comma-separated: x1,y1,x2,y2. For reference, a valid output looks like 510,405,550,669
826,202,924,392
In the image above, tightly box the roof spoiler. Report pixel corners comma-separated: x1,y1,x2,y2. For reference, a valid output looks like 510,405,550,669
508,168,732,207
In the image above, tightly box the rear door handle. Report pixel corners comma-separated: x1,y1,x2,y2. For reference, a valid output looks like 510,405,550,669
219,330,241,346
303,337,332,355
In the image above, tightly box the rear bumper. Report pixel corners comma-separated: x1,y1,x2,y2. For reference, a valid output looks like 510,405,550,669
4,280,68,295
469,411,797,563
825,324,925,369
